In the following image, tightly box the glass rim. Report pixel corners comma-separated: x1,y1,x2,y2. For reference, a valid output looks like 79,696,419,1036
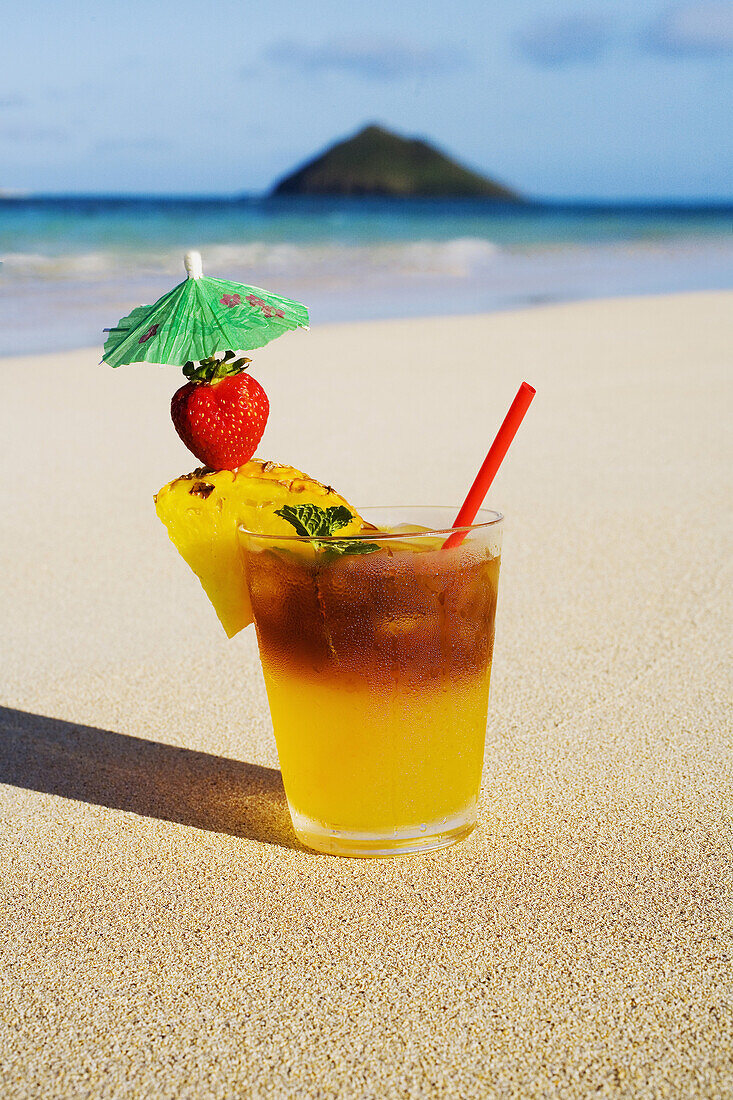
238,505,504,543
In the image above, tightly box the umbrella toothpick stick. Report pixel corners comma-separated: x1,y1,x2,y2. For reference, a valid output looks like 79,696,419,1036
184,251,203,280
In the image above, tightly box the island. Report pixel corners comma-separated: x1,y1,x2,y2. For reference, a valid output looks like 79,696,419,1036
269,124,522,200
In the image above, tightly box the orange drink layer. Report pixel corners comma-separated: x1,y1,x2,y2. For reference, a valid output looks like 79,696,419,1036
239,507,502,857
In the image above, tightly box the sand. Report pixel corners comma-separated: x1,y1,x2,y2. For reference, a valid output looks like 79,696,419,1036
1,291,731,1098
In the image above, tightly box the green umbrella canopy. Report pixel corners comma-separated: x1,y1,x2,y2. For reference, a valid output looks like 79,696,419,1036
102,252,309,368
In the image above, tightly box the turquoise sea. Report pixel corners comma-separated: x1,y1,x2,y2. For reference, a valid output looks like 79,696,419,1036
1,196,731,354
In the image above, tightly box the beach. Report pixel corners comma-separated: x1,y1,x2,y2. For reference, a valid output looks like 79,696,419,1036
1,290,731,1097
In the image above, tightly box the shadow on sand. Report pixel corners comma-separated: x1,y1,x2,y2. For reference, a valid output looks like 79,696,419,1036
0,705,303,851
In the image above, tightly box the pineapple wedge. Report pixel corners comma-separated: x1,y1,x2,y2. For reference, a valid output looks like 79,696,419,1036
154,459,364,638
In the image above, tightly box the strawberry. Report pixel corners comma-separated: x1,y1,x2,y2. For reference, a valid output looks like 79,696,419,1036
171,352,269,470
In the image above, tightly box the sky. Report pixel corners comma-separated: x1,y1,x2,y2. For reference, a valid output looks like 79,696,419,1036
1,0,732,199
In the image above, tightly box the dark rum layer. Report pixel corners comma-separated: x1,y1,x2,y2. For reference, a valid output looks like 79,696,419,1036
246,541,500,690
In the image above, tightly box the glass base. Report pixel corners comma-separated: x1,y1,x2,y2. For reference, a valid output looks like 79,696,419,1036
289,806,477,858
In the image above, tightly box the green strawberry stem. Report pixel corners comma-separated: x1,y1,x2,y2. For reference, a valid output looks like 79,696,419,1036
182,350,252,383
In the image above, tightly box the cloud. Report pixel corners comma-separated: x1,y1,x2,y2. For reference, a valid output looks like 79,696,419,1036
93,137,174,154
266,36,467,80
0,123,67,143
644,2,733,56
515,15,611,66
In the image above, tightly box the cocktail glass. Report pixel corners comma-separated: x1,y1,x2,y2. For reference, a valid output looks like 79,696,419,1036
238,506,503,857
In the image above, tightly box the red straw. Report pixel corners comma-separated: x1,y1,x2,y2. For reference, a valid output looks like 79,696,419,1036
443,381,536,549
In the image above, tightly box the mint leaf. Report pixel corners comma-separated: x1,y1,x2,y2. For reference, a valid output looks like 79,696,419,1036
327,540,380,557
274,503,323,537
274,503,379,557
275,503,353,538
323,506,353,533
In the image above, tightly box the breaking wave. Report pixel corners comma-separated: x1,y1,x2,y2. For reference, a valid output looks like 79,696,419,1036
1,237,501,284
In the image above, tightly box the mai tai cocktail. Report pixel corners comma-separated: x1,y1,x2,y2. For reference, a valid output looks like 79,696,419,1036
239,507,503,856
111,252,533,858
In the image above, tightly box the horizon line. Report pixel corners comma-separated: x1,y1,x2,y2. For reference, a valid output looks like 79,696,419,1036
2,191,733,210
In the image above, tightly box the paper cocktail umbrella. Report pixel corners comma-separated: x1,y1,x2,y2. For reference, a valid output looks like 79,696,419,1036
102,251,309,368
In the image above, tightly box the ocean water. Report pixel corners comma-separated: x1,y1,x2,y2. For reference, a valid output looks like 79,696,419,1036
1,196,731,355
